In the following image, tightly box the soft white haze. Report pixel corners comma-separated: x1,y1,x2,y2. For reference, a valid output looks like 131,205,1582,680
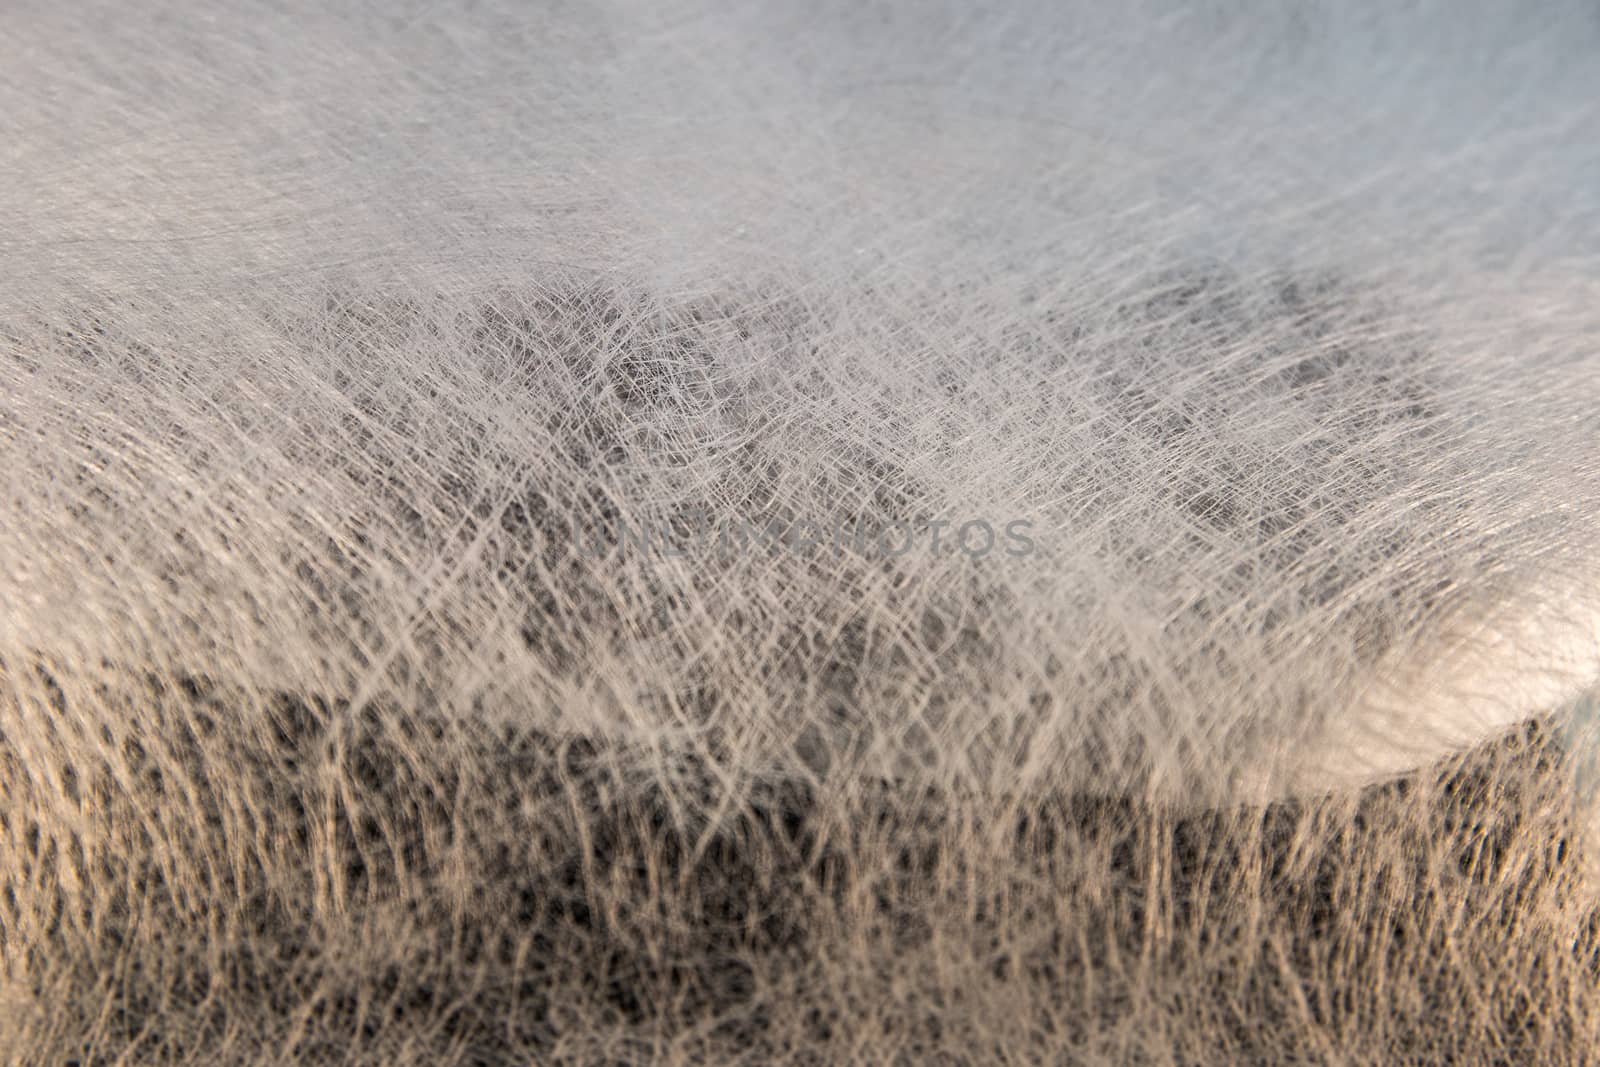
2,2,1599,1063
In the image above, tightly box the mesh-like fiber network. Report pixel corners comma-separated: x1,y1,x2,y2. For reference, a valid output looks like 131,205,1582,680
2,2,1599,1063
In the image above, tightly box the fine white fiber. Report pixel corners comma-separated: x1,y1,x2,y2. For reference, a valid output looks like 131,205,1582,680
2,2,1600,1064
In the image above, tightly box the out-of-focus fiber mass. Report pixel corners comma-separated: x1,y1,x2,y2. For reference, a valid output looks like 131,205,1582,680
2,2,1599,1063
